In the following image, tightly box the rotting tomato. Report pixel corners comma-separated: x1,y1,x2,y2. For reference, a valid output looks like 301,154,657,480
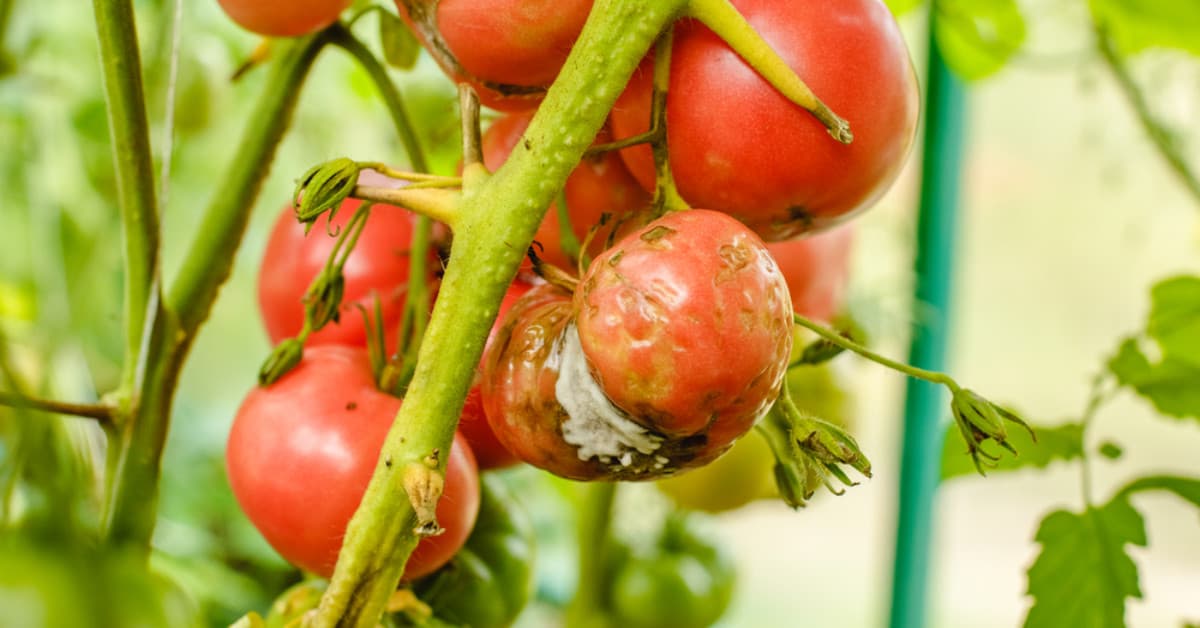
394,0,593,111
482,210,792,481
458,279,535,470
610,0,918,240
766,224,855,322
480,111,650,271
226,345,480,581
217,0,352,38
257,197,435,348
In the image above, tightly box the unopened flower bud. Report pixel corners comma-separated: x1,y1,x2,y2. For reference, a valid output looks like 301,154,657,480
294,157,359,226
258,338,304,386
303,271,345,331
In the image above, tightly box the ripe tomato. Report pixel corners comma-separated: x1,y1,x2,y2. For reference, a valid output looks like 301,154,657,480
258,198,435,348
766,224,855,322
483,210,792,481
217,0,351,37
458,279,535,470
394,0,593,110
226,345,480,581
575,209,793,441
480,112,650,271
610,0,918,240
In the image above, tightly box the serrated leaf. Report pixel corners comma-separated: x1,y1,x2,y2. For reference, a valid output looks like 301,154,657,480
1118,475,1200,513
380,11,421,70
1109,337,1200,420
1147,276,1200,366
1024,498,1146,628
941,421,1083,480
933,0,1026,80
1089,0,1200,57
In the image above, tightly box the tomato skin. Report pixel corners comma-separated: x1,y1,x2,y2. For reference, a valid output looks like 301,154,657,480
226,345,480,581
394,0,593,111
459,280,535,470
766,224,855,322
575,210,793,440
257,198,433,348
481,112,650,271
610,0,918,240
217,0,352,37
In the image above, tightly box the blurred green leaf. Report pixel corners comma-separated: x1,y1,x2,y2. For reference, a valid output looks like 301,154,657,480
941,420,1083,480
1110,338,1200,420
380,11,421,70
934,0,1026,80
1146,276,1200,366
885,0,925,17
1118,475,1200,513
1089,0,1200,57
1024,497,1145,628
1098,441,1123,460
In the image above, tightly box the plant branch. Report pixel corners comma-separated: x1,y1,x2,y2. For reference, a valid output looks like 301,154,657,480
167,34,329,334
685,0,852,143
566,482,618,628
1077,371,1117,507
309,1,693,625
0,392,115,423
649,30,688,214
92,0,161,396
1094,24,1200,209
792,313,958,391
351,185,460,227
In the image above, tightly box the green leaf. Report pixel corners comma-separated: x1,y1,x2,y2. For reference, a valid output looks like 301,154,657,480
1147,276,1200,366
1109,337,1200,420
1089,0,1200,57
380,11,421,70
1024,497,1146,628
1118,475,1200,512
1098,441,1124,460
933,0,1026,80
941,421,1083,480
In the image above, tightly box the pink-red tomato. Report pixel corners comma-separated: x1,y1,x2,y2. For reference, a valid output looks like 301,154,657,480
217,0,351,37
766,225,855,322
458,279,535,470
480,112,650,271
258,198,436,348
610,0,918,240
226,345,480,581
395,0,593,111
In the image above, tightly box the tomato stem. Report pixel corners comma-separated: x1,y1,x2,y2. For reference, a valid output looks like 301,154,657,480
0,391,115,424
351,185,461,228
566,482,619,628
309,1,692,624
649,30,690,214
685,0,853,144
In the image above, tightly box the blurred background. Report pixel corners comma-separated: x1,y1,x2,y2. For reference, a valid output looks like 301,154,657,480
0,0,1197,626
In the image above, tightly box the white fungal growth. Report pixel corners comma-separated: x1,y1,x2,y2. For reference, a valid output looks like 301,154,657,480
556,324,663,465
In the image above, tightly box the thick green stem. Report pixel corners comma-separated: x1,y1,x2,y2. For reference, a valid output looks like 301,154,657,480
310,2,690,625
566,482,618,628
685,0,851,143
92,0,161,397
1094,25,1200,209
167,34,328,333
104,34,326,550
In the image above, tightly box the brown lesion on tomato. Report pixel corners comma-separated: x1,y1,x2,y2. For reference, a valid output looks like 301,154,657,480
716,240,753,284
639,225,676,244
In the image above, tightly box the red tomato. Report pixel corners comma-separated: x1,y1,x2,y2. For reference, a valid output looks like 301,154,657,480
481,112,650,270
217,0,351,37
226,345,480,581
458,279,535,470
394,0,592,110
258,198,435,348
610,0,918,240
766,225,855,322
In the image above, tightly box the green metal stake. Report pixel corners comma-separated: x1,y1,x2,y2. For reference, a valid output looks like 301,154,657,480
887,20,966,628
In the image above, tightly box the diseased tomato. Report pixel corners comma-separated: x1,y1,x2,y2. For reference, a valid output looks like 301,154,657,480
394,0,593,111
766,224,855,322
459,279,535,470
482,210,792,481
481,112,650,271
656,428,775,513
217,0,351,37
610,0,918,239
226,345,480,581
257,197,436,348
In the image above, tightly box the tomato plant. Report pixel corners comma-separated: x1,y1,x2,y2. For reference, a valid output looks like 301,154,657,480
258,198,434,348
217,0,353,37
610,0,919,239
226,345,480,581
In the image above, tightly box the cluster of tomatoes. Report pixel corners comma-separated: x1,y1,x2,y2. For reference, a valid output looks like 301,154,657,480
221,0,916,623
